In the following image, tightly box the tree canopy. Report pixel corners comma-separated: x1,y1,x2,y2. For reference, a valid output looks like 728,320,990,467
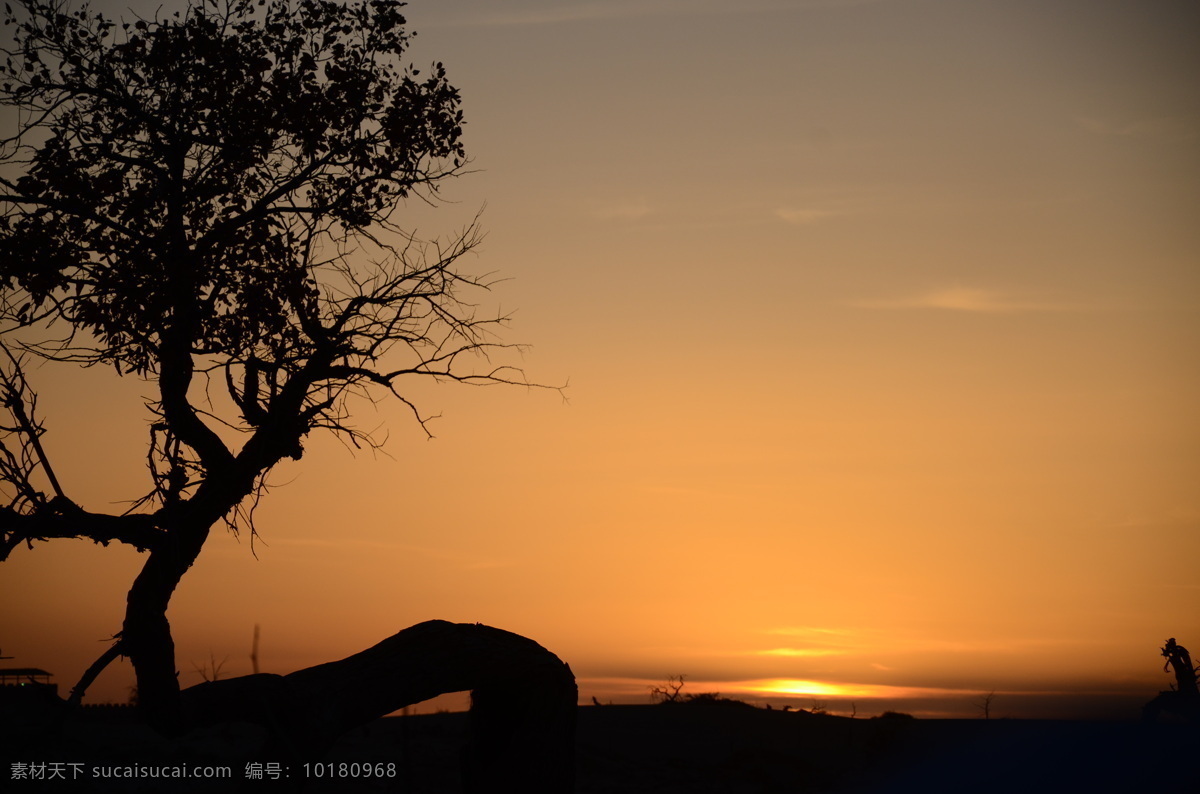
0,0,538,726
0,0,525,549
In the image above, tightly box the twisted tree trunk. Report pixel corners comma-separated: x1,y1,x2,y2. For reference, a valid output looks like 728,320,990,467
122,522,211,733
181,620,576,792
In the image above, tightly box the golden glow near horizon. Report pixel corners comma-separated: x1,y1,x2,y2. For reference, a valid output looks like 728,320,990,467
750,680,867,699
756,649,845,658
1,0,1198,719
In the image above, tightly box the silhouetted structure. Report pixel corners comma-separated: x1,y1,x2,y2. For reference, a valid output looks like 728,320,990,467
0,667,54,688
0,666,60,716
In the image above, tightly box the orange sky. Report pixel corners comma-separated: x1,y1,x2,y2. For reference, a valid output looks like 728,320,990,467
2,0,1198,719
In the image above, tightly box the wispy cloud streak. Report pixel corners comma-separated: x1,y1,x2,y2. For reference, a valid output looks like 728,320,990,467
424,0,894,29
850,287,1078,314
755,648,846,658
591,200,653,221
775,207,838,225
1078,115,1197,142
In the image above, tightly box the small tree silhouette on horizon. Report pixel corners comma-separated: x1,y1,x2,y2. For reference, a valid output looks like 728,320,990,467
650,674,688,704
976,691,996,720
1161,638,1198,697
0,0,573,787
1143,637,1199,724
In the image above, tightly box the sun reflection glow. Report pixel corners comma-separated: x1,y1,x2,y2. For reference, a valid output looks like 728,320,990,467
755,648,844,658
749,679,878,698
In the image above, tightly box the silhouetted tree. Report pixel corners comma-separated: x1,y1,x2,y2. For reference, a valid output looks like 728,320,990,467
649,674,688,704
976,690,995,720
1161,638,1198,697
0,0,572,782
1144,637,1199,724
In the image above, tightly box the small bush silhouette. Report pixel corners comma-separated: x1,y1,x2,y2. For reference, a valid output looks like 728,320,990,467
648,675,749,707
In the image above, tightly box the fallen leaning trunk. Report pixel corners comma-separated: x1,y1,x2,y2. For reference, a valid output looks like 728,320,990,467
181,620,576,792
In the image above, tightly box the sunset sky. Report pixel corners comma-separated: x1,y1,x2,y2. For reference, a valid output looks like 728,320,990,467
2,0,1198,719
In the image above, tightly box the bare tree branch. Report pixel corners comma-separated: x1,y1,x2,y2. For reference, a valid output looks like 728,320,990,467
0,504,165,561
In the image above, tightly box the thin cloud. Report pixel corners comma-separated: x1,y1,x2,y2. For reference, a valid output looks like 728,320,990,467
755,648,846,658
261,537,513,571
254,537,426,551
851,287,1075,314
641,484,736,499
591,200,653,221
452,2,647,27
766,626,861,638
775,207,838,225
758,627,865,657
1078,115,1197,143
458,558,518,571
425,0,894,29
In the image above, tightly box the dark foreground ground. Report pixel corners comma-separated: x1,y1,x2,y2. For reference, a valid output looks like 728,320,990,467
4,702,1197,792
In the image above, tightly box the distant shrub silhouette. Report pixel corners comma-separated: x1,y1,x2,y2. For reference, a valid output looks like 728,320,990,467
874,711,915,720
648,675,750,708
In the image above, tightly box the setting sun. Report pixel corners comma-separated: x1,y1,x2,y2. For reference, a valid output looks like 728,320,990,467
751,680,866,698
